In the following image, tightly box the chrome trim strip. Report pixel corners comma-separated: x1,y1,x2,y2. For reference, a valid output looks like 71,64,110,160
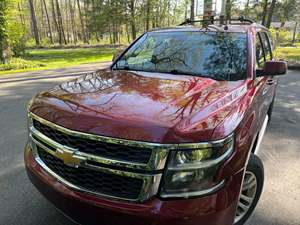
30,140,162,202
29,112,176,148
254,114,268,155
177,133,234,149
29,112,170,171
30,126,155,171
159,180,226,198
29,112,232,150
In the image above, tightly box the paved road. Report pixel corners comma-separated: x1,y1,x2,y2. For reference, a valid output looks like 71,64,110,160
0,67,299,225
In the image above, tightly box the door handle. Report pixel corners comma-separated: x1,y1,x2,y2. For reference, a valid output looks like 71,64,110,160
266,79,275,85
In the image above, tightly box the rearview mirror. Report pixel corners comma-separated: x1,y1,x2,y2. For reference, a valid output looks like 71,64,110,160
257,61,287,77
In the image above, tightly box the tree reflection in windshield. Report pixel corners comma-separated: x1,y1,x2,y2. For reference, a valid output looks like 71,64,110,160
113,31,247,81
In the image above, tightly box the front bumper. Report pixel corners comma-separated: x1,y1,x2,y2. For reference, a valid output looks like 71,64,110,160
25,143,243,225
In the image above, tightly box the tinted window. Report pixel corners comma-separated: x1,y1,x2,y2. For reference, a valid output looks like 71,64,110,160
113,32,248,81
260,32,272,61
256,34,265,68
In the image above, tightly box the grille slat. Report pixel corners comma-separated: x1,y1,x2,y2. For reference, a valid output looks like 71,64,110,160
37,147,143,199
33,119,152,164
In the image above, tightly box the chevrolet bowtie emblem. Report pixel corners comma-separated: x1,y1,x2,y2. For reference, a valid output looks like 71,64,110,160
56,148,86,168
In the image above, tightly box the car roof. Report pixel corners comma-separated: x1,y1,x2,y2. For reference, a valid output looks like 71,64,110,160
150,23,268,34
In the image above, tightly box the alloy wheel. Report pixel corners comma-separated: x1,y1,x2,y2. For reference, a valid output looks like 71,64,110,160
234,171,258,223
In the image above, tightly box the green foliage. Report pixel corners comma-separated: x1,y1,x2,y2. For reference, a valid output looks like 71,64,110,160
0,57,44,71
0,0,26,63
0,0,8,63
273,0,298,24
7,0,26,57
270,28,294,45
274,46,300,61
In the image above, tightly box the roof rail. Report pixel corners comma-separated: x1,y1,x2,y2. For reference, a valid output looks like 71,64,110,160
179,16,255,26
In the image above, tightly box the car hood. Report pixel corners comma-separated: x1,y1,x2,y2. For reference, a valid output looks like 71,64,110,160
30,69,248,143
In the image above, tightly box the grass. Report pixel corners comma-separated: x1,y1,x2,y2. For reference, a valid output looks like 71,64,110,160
0,47,116,75
274,46,300,62
0,58,45,72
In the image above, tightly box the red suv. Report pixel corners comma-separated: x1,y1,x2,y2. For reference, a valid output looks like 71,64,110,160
25,18,287,225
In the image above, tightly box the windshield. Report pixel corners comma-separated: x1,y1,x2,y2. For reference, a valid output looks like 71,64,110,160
113,31,248,81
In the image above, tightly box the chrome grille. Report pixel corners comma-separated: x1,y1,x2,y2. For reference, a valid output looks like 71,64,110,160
28,112,169,202
37,147,143,199
33,119,152,164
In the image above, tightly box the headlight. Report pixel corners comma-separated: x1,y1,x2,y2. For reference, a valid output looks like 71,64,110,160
160,134,234,198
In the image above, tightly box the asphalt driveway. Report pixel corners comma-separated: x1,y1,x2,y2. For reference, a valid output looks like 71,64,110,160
0,66,299,225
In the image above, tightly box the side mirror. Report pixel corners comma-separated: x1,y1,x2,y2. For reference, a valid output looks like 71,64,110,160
257,61,287,76
112,49,124,62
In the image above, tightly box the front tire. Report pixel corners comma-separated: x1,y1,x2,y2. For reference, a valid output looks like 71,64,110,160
234,154,264,225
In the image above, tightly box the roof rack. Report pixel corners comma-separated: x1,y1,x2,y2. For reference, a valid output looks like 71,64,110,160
179,16,255,26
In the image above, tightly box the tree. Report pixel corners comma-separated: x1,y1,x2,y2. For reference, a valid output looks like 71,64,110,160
51,0,60,44
28,0,40,46
292,21,298,44
76,0,88,43
190,0,195,21
275,0,297,27
0,0,9,63
129,0,137,40
261,0,269,25
42,0,54,44
55,0,67,44
225,0,232,20
69,0,77,44
4,0,188,47
265,0,276,28
145,0,151,30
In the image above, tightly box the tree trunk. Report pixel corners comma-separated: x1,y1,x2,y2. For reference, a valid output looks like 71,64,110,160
265,0,276,28
40,0,46,39
225,0,231,20
18,2,26,29
261,0,269,25
83,1,90,42
280,20,286,28
244,0,250,17
91,0,99,42
55,0,67,45
28,0,40,46
190,0,195,21
42,0,54,44
69,0,77,44
292,22,298,44
65,0,70,43
146,0,151,30
76,0,88,43
129,0,136,40
204,0,213,20
0,0,9,63
125,23,131,43
51,0,61,44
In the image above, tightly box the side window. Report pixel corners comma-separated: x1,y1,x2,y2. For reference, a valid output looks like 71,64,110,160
260,32,273,61
256,33,265,68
